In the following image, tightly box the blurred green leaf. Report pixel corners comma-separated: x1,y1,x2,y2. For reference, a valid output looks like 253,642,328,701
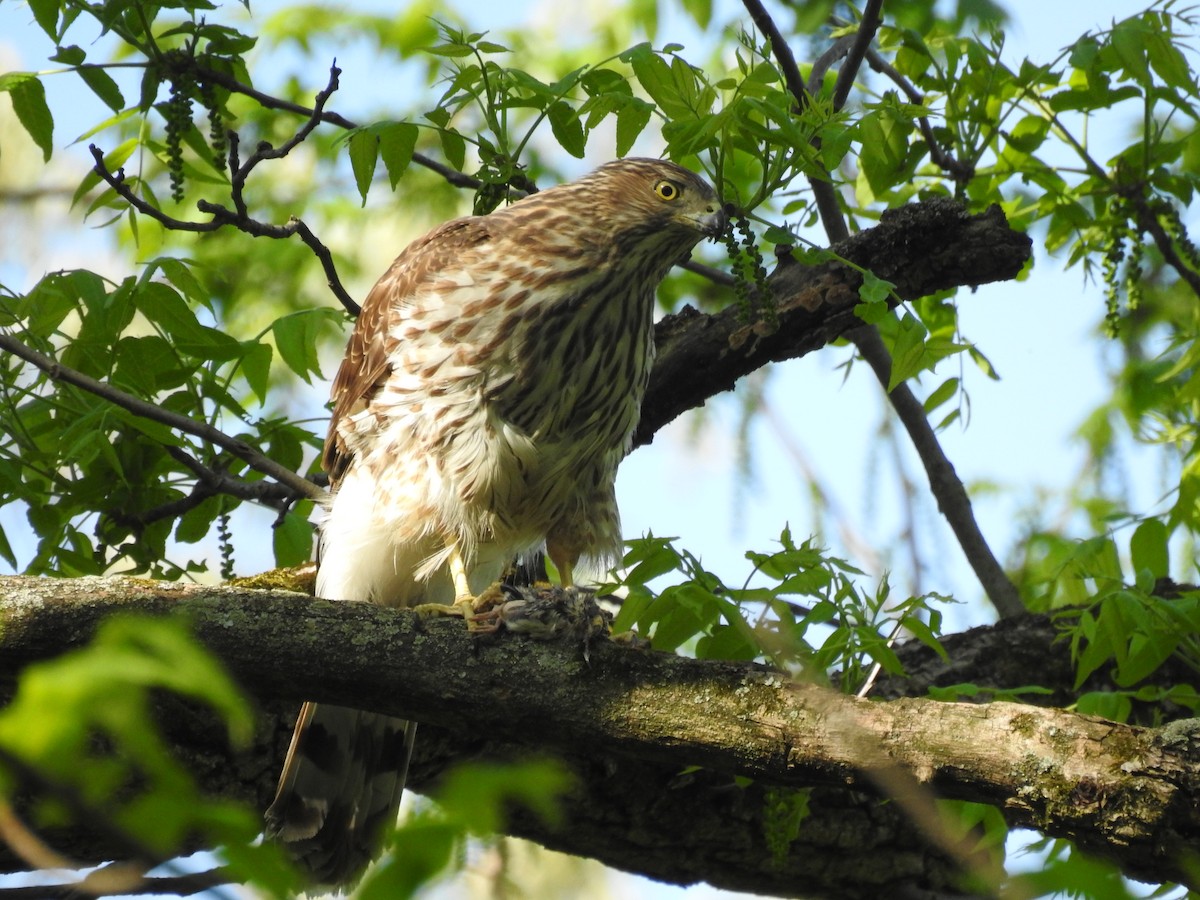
0,73,53,160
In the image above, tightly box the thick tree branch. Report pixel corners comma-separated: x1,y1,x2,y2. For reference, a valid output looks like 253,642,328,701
0,577,1196,894
637,199,1032,445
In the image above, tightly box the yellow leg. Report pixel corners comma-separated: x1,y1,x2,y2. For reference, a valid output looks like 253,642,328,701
413,537,478,620
546,537,577,589
447,540,473,603
557,558,575,589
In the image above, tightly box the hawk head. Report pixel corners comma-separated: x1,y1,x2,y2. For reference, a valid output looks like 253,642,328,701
574,157,727,247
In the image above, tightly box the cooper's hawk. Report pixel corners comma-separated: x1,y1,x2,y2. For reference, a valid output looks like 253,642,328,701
265,158,724,884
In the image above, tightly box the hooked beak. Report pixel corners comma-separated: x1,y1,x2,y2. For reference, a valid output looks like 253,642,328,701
679,202,728,239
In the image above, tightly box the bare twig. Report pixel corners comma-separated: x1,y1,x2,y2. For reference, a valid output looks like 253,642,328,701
0,332,325,504
195,62,483,190
0,745,162,874
0,802,77,873
106,445,304,533
680,258,737,286
851,328,1023,614
90,64,359,315
807,34,856,96
742,0,1024,617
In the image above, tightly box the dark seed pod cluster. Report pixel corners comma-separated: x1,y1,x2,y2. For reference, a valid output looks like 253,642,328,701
1101,204,1130,337
162,50,229,200
164,74,194,204
723,209,774,325
218,510,235,581
198,67,227,171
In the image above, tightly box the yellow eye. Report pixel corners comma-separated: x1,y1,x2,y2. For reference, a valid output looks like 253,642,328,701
654,180,680,201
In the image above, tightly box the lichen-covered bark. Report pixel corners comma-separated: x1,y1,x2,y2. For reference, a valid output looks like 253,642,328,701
0,576,1198,895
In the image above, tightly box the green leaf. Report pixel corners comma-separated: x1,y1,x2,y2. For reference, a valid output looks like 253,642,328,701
0,613,255,801
27,0,61,40
51,45,85,64
348,129,379,205
273,508,314,567
616,99,653,157
439,127,466,171
547,101,585,158
359,819,460,900
1076,690,1132,722
857,105,911,196
680,0,712,29
888,313,929,391
175,494,224,544
271,308,340,383
378,122,419,188
0,73,54,161
241,341,273,405
0,525,16,569
133,281,241,361
859,270,894,305
1130,519,1169,580
77,65,125,112
138,65,162,113
923,377,960,414
626,45,691,119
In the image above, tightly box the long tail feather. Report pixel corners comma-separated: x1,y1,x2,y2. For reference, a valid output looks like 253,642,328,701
266,703,415,885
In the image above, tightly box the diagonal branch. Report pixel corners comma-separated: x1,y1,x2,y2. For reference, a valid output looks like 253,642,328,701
637,199,1032,446
106,445,305,532
0,333,325,504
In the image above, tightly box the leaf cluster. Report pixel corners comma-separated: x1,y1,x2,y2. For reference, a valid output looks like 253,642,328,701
605,528,948,691
0,264,325,575
0,614,298,896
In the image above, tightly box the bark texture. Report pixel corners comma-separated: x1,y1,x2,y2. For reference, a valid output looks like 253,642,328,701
1,576,1197,896
636,199,1032,446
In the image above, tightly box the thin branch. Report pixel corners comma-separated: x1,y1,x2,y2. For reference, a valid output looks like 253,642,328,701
741,0,1024,618
0,869,233,899
195,62,483,190
88,141,358,316
742,0,813,111
106,446,303,532
851,326,1024,616
808,34,856,96
88,144,220,233
0,745,162,872
90,64,359,315
679,258,737,286
0,332,325,503
832,0,885,111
